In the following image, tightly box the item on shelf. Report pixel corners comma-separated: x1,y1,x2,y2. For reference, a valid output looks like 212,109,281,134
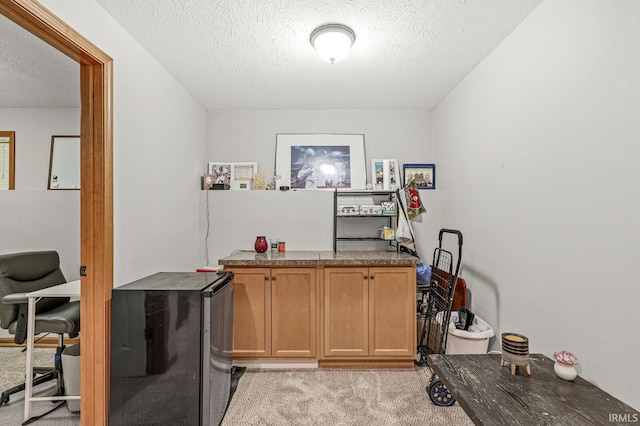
333,190,398,253
253,173,266,190
381,201,397,216
382,159,391,190
254,236,268,253
359,205,382,216
203,173,214,190
270,238,279,252
278,241,286,252
337,205,359,216
380,227,395,240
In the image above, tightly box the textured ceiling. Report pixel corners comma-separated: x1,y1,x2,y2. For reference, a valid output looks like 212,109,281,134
0,13,79,108
1,0,542,110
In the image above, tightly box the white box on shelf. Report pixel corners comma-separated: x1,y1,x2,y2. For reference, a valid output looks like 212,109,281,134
337,205,360,216
359,205,382,215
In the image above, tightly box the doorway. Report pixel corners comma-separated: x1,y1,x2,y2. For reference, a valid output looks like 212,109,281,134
0,1,113,424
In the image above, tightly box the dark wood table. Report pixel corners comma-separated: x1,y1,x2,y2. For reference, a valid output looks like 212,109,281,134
427,353,639,426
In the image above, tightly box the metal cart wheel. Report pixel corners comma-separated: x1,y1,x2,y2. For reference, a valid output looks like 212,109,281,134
428,379,456,406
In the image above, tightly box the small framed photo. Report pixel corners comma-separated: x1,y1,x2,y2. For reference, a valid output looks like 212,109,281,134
207,162,258,190
203,173,215,190
403,163,435,189
231,162,257,190
371,159,400,190
207,162,232,186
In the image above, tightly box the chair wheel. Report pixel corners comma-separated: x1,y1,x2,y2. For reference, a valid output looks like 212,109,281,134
428,380,456,406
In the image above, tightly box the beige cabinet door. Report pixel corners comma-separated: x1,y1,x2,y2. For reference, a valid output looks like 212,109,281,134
368,266,415,357
271,267,317,358
322,267,369,357
229,267,271,358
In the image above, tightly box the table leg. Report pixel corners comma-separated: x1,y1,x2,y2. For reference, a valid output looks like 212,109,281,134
23,296,37,422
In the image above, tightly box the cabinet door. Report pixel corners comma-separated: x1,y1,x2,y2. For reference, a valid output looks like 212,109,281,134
271,268,316,358
323,267,369,357
229,268,271,358
368,266,416,357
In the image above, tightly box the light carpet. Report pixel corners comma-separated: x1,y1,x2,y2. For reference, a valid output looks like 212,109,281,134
0,346,79,425
1,347,475,425
222,368,474,426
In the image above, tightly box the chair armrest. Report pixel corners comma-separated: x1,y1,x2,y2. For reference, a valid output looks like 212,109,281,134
0,295,29,344
2,292,29,305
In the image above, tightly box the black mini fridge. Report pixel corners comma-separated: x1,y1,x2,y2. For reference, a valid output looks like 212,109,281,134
109,272,233,426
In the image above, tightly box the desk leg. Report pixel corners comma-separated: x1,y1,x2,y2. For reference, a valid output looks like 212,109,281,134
24,296,37,422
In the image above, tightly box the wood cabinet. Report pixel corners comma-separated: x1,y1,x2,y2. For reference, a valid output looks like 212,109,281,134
321,266,415,366
228,267,316,359
229,267,271,358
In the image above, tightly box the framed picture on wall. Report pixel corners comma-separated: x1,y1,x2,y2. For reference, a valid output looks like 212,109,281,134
230,162,257,190
207,162,258,189
275,133,366,189
207,162,232,187
403,163,435,189
370,159,400,190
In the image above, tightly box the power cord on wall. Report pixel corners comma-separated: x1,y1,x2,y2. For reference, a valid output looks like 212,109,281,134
203,189,211,267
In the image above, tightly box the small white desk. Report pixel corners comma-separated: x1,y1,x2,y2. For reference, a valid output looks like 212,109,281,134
24,280,81,422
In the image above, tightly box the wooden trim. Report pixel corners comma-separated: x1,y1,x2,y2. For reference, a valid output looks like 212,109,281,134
9,131,14,189
0,337,81,348
319,359,415,369
0,130,15,189
0,2,113,425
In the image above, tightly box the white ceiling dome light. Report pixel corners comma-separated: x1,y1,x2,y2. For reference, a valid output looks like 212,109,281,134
310,24,356,64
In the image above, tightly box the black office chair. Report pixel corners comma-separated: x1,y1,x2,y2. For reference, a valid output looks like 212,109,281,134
0,250,80,407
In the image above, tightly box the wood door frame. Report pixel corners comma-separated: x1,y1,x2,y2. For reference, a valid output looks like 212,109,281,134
0,130,15,189
0,1,113,424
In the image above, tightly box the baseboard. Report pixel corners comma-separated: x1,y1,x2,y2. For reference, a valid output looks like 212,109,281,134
233,359,319,369
0,337,81,348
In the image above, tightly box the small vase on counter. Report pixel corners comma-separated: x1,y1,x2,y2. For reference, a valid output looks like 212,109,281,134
254,236,268,253
553,350,578,381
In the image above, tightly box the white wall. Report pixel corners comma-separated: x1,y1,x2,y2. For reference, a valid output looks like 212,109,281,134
39,0,208,286
0,108,80,319
203,109,440,265
0,191,80,278
433,0,640,409
0,108,80,189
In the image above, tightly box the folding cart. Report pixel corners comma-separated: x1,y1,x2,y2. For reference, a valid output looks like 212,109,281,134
415,229,463,406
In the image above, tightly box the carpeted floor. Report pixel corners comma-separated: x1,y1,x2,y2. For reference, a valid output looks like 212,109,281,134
0,346,80,425
1,346,474,425
222,368,474,426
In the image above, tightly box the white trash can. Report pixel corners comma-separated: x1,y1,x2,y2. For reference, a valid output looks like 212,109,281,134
61,343,80,412
439,311,494,354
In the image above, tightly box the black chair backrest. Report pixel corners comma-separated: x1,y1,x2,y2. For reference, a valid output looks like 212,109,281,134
0,250,68,330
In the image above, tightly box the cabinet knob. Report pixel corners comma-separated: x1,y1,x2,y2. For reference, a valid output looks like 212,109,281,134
363,275,369,280
264,276,269,281
370,275,374,279
271,276,276,281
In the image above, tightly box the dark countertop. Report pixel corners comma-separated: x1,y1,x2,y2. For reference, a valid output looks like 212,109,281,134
427,353,639,426
218,250,420,267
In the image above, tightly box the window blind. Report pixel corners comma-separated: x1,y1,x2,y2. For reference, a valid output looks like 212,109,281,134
0,140,9,190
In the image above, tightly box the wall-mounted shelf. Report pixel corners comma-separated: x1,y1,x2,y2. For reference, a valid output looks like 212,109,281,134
333,189,398,253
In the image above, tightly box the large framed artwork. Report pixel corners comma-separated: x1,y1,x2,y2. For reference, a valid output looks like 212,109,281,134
275,133,366,189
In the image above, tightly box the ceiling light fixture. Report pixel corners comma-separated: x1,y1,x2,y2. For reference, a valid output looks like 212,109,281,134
310,24,356,64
